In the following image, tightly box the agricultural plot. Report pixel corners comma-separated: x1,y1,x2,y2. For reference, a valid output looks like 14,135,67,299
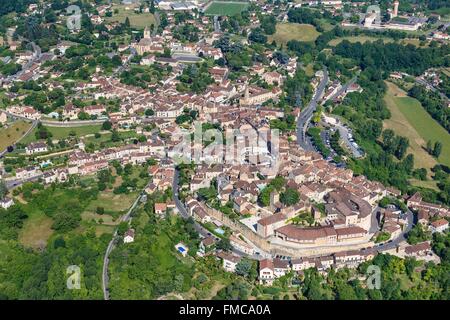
204,1,249,16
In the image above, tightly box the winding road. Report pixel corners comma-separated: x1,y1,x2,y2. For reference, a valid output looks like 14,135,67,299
296,67,329,151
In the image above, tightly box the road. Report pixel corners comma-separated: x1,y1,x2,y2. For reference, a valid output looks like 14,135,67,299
4,173,43,190
333,121,364,158
102,191,144,300
321,76,357,105
415,77,449,103
6,41,41,83
296,67,328,151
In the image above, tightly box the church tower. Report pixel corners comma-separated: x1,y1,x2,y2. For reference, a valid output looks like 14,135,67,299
143,26,151,39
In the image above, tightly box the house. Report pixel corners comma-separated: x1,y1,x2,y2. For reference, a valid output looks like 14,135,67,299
154,202,167,215
123,229,135,243
259,258,275,285
430,219,449,233
256,213,287,238
262,71,283,85
0,197,14,210
404,241,432,257
0,111,7,124
63,105,80,119
25,142,48,155
141,54,156,66
273,258,290,278
198,236,216,256
84,105,106,117
217,251,241,273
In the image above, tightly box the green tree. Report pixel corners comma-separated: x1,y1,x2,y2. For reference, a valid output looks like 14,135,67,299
280,188,300,206
0,180,7,200
102,120,112,131
433,141,442,158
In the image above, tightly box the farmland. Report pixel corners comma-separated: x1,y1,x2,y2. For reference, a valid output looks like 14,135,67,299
383,82,450,169
0,121,32,151
268,23,320,45
105,4,156,28
22,124,103,144
203,1,249,16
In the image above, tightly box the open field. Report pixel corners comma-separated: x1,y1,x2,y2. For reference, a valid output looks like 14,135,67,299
22,124,102,144
268,23,320,45
18,212,54,249
0,121,32,150
106,4,155,28
383,82,450,169
85,192,138,214
408,178,440,191
204,1,249,16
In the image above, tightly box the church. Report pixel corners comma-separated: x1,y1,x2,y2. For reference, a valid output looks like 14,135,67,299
132,26,165,55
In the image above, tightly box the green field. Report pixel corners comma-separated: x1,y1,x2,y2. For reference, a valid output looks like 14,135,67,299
106,4,156,28
268,23,320,45
204,1,249,16
383,82,450,168
22,124,102,144
0,121,32,150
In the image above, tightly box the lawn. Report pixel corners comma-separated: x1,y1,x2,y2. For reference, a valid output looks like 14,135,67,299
22,124,103,144
383,82,450,169
0,121,32,150
268,23,320,45
106,4,156,28
204,1,249,16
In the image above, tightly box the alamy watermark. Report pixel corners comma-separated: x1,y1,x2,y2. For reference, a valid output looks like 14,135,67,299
66,5,81,32
366,265,381,290
66,265,81,290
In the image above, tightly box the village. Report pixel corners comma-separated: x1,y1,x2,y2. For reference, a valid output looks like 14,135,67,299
0,0,449,298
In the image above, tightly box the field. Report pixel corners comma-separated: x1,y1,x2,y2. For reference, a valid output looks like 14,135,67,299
383,82,450,170
106,4,155,28
18,212,54,249
268,23,320,45
204,1,249,16
0,121,32,150
22,124,102,144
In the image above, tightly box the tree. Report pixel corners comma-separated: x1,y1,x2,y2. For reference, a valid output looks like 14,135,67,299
102,120,112,131
52,212,80,232
117,222,129,236
426,139,433,154
216,238,232,251
433,141,442,158
111,130,121,142
150,0,155,14
280,188,299,206
0,180,7,200
124,17,131,29
235,258,252,278
248,28,267,44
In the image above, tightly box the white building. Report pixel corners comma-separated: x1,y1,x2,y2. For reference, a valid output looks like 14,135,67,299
0,197,14,210
123,229,135,243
